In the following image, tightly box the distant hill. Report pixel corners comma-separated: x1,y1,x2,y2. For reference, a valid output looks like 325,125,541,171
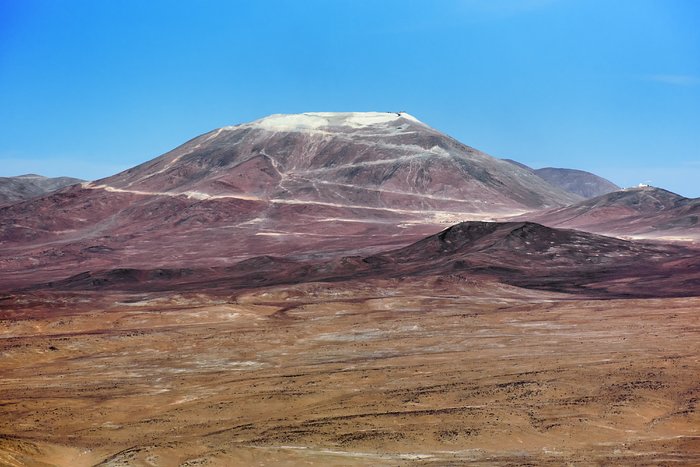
0,174,84,207
518,185,699,241
534,167,620,198
501,160,619,198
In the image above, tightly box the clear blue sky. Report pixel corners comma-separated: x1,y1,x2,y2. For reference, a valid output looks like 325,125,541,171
1,0,699,196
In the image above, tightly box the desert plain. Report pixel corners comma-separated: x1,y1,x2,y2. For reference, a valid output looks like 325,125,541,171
1,278,698,466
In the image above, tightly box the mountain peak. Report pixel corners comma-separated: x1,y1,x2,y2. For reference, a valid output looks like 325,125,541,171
232,111,423,132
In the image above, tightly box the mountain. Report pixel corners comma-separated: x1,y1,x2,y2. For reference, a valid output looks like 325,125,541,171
533,167,620,198
501,160,619,198
100,112,579,210
518,185,699,241
0,112,581,288
33,221,700,298
0,174,83,207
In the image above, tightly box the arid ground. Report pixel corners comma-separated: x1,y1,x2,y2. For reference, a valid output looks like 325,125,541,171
1,279,698,466
1,114,698,466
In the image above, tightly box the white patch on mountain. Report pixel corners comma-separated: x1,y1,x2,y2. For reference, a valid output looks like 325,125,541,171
232,112,422,132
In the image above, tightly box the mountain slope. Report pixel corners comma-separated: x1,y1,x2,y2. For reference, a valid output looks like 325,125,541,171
0,112,582,287
517,186,699,241
0,174,83,207
501,158,533,171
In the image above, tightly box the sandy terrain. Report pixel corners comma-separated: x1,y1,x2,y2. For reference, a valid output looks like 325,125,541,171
1,279,698,466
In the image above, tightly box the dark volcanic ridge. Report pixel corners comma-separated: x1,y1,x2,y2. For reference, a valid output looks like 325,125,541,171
25,221,700,299
518,185,700,241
